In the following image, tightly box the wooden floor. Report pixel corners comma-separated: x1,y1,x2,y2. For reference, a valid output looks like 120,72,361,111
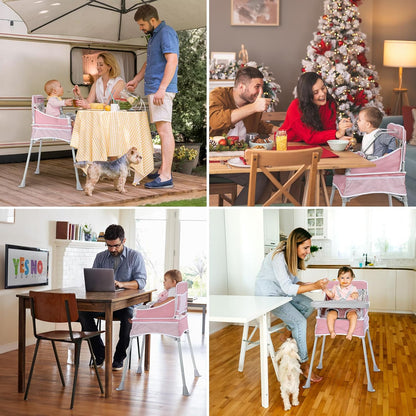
1,158,206,206
209,312,416,416
0,312,206,416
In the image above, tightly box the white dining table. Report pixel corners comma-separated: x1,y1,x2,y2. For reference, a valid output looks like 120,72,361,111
209,295,291,408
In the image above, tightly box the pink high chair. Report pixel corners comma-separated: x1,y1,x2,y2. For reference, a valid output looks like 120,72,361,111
304,280,380,391
330,123,407,206
19,95,82,190
116,281,201,396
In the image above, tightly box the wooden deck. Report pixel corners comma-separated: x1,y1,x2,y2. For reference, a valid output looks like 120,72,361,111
1,158,206,206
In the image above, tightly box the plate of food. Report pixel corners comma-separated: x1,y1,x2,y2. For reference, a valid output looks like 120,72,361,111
227,156,250,168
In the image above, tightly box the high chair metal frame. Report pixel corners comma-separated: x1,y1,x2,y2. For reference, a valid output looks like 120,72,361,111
330,123,407,206
19,95,82,190
304,280,380,391
116,282,201,396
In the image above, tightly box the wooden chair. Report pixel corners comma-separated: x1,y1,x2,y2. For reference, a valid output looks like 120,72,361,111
24,291,104,409
246,147,322,206
209,176,238,206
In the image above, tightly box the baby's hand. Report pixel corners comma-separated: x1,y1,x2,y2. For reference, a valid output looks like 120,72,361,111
351,293,359,300
65,98,73,106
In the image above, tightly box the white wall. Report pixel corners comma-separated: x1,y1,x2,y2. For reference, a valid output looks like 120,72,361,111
224,208,264,295
0,207,124,353
209,208,265,333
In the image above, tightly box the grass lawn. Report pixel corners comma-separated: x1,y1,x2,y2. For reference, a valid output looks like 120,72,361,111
145,197,206,207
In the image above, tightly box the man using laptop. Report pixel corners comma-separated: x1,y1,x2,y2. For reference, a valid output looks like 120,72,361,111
78,224,147,371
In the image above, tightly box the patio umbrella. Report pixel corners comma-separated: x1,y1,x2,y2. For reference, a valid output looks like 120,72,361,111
2,0,206,42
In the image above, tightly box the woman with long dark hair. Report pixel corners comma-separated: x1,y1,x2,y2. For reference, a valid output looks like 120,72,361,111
255,227,328,382
280,72,352,145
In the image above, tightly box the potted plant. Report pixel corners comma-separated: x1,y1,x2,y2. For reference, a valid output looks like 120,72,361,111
82,224,92,241
173,145,198,174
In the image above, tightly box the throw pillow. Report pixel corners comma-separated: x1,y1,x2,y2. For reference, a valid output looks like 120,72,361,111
402,106,416,142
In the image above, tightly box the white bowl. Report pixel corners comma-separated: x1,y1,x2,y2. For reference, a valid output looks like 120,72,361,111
327,139,349,151
249,139,273,150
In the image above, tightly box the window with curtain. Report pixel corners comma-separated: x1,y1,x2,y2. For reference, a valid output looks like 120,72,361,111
70,47,137,86
135,208,207,297
327,208,415,260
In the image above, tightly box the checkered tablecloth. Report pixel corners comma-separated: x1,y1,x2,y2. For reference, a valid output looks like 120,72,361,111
71,110,154,181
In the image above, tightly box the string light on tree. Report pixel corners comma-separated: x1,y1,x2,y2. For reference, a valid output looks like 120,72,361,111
302,0,383,127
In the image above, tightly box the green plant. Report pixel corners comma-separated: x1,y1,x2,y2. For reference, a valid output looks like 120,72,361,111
82,224,92,234
174,145,198,162
172,27,206,143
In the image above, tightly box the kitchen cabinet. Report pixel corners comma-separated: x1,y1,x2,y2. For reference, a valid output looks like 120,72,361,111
352,269,396,312
396,270,414,312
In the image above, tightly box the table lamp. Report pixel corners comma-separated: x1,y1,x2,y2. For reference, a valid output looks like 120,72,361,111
383,40,416,114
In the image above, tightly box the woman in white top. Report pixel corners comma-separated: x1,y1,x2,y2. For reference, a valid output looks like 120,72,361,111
255,227,328,382
73,51,125,108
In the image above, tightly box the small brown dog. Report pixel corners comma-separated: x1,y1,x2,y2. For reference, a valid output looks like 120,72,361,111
76,147,142,196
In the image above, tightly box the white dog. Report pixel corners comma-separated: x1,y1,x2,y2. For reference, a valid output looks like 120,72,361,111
274,338,302,411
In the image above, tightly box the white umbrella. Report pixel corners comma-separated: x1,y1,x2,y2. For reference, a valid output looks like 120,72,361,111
2,0,206,42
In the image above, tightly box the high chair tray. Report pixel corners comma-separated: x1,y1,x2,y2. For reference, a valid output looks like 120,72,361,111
311,300,369,309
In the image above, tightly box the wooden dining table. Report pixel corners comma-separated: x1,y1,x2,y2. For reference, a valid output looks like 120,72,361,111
17,287,154,398
70,109,154,184
209,145,376,205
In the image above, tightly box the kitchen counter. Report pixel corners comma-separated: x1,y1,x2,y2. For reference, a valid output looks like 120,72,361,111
307,264,416,271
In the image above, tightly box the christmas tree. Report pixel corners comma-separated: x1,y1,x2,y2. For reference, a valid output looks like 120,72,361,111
302,0,383,132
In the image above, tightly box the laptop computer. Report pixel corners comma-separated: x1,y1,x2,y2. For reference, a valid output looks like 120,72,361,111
84,268,124,292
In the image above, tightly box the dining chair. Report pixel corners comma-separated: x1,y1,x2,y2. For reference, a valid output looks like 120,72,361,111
209,176,238,206
24,291,104,409
330,123,407,206
116,281,201,396
246,147,322,206
19,95,82,190
304,280,380,391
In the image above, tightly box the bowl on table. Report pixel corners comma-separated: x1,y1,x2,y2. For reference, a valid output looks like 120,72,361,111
248,137,273,150
327,139,349,151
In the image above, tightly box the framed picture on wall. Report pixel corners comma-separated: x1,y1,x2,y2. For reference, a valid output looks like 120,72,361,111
5,244,49,289
231,0,280,26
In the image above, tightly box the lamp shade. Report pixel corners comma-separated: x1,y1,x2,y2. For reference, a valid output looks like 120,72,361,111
383,40,416,68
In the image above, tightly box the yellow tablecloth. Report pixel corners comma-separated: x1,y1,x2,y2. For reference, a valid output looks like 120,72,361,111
71,110,154,182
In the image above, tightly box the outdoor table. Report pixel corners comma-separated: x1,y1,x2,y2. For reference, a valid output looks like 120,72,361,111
209,145,376,205
71,110,154,183
209,295,291,408
17,287,154,398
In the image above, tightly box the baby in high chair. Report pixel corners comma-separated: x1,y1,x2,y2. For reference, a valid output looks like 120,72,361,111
137,269,183,309
323,266,359,340
355,107,397,159
44,79,75,122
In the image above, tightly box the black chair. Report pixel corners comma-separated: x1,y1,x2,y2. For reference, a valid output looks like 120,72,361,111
24,291,104,409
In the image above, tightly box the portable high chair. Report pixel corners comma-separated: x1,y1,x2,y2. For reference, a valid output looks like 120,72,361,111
304,280,380,391
116,281,201,396
330,123,407,206
19,95,82,190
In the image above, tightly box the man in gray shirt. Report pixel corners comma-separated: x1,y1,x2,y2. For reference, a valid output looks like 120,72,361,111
78,224,147,370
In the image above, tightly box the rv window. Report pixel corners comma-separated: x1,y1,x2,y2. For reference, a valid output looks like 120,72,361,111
70,47,137,86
